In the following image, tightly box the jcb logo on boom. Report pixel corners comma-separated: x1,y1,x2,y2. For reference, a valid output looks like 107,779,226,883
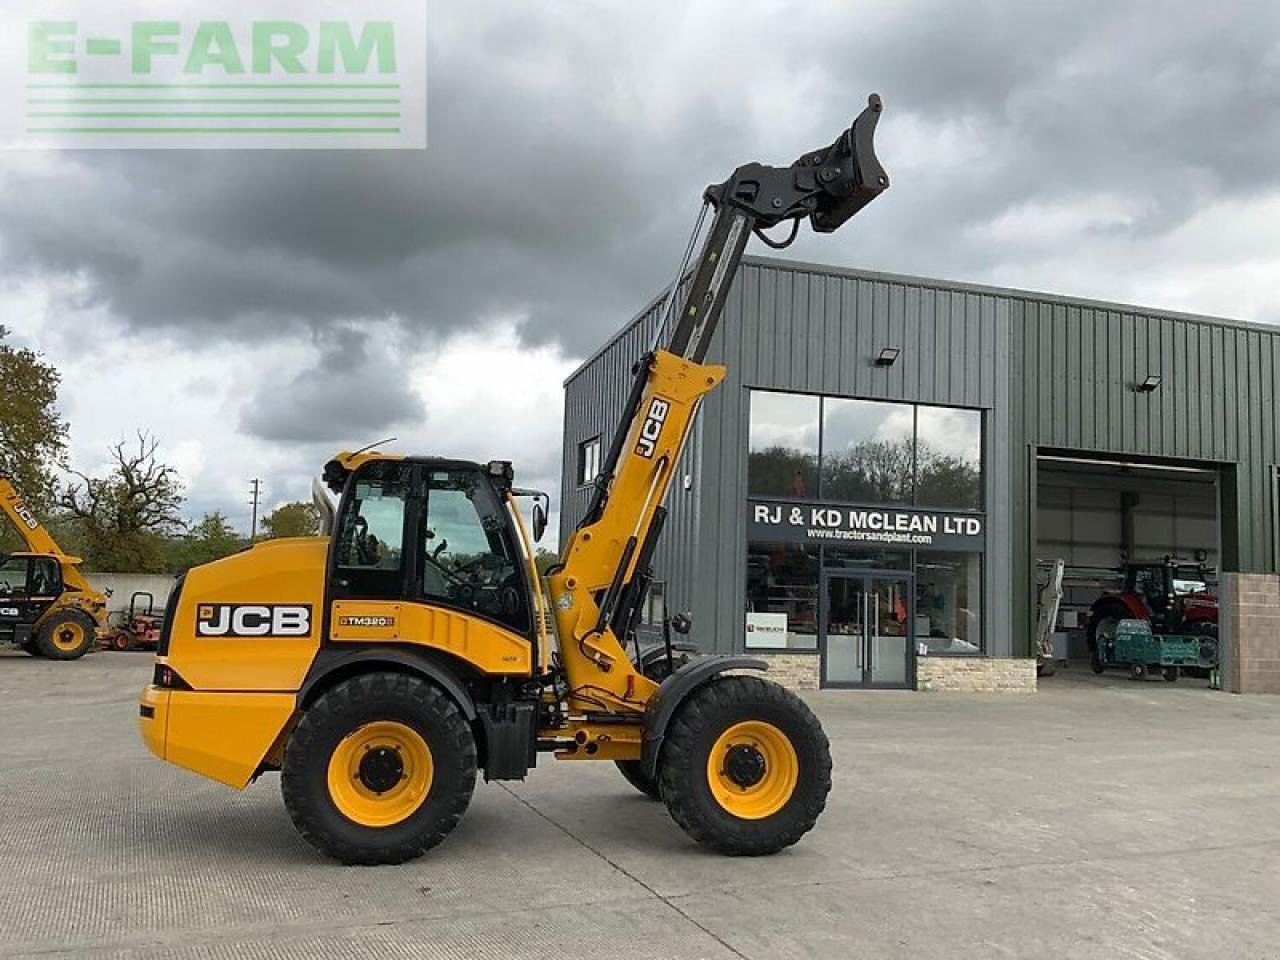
12,501,38,531
635,398,670,459
196,604,312,638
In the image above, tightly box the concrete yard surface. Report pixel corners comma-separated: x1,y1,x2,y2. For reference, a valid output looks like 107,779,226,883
1,652,1278,959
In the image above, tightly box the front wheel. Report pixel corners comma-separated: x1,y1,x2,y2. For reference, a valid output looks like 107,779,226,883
658,676,831,856
36,610,97,660
282,672,477,865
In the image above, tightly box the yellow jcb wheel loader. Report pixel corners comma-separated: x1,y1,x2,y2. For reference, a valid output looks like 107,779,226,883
0,476,107,660
138,96,890,863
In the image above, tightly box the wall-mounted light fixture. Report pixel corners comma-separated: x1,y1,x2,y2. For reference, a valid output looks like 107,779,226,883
1137,374,1162,392
875,347,900,367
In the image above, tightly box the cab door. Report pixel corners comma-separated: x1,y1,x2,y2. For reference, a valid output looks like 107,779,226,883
328,462,533,675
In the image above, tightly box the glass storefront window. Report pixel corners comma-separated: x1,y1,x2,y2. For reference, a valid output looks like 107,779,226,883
748,392,819,498
915,406,982,510
823,547,911,571
915,551,982,654
821,398,915,505
746,541,818,650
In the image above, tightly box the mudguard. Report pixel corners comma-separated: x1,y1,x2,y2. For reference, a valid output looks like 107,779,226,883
639,655,768,777
297,645,478,721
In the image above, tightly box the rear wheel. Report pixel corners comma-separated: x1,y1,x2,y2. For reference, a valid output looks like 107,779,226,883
36,610,96,660
18,638,42,657
615,760,662,800
658,676,831,856
282,672,477,865
1163,666,1179,682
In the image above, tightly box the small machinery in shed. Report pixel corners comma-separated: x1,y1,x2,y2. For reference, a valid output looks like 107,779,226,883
1092,618,1219,682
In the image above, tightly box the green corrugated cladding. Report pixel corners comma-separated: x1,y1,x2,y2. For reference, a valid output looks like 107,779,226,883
562,256,1280,658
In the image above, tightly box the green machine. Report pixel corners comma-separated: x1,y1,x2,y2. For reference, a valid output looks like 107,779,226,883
1094,618,1219,682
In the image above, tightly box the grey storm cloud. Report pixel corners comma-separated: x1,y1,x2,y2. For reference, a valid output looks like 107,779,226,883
2,0,1279,370
240,325,425,444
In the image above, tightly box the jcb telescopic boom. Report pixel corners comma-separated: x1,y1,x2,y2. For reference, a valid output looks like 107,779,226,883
0,476,107,659
139,96,888,864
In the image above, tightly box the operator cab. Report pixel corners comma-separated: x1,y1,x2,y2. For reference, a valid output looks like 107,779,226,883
322,454,543,640
0,552,63,644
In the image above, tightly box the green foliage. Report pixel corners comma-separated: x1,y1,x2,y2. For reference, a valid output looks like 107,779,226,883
0,326,68,551
165,512,244,573
749,438,980,508
61,433,186,572
534,547,559,576
261,500,321,539
746,445,819,498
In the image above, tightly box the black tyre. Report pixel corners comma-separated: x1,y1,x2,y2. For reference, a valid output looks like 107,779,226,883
282,672,477,865
18,638,42,657
1162,666,1179,682
1130,662,1146,681
615,760,662,800
36,610,97,660
658,675,831,856
1089,647,1106,674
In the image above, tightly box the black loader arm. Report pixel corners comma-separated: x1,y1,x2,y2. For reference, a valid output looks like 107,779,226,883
668,93,888,362
557,96,888,720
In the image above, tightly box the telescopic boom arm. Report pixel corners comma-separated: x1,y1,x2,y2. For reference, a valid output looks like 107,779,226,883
548,96,888,712
0,475,96,595
0,475,64,558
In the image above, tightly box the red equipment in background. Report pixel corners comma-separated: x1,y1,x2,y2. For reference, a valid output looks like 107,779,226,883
101,591,165,652
1086,556,1218,662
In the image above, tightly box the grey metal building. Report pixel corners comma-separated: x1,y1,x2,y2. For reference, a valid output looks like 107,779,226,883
561,255,1280,689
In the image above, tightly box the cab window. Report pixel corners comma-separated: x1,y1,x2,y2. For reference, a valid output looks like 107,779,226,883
0,556,27,596
333,462,412,598
29,558,59,596
419,470,529,634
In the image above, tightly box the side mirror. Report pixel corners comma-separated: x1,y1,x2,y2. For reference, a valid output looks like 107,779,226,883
531,503,548,543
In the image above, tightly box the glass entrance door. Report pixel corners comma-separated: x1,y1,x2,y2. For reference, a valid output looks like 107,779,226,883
821,573,914,688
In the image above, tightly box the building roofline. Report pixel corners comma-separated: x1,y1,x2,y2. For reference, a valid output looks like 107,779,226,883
563,283,674,386
564,254,1276,385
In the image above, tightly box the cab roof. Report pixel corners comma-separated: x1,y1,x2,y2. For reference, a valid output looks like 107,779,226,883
323,451,513,494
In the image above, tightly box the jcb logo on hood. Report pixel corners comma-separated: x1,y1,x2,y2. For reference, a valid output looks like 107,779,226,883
196,604,311,638
634,397,670,459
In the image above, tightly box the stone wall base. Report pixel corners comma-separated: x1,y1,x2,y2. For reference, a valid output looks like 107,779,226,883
751,653,820,691
916,657,1036,693
1220,573,1280,694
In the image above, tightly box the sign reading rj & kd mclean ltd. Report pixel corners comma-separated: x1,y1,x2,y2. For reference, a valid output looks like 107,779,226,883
748,499,984,551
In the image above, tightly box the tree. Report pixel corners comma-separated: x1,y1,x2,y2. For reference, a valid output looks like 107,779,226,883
822,438,915,504
261,500,321,539
61,433,185,572
166,512,243,573
0,326,68,551
534,547,559,576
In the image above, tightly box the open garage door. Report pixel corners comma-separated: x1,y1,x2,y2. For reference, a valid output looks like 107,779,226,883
1036,454,1220,684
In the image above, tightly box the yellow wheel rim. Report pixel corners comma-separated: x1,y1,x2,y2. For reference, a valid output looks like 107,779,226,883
706,720,799,820
51,621,86,652
326,721,434,827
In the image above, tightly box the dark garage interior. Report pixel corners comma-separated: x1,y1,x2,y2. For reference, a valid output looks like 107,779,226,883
1036,454,1221,681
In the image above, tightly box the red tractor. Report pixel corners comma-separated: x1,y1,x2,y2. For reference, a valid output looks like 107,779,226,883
1086,556,1218,673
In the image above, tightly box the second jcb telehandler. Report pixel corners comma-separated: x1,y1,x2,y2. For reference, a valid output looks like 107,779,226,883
1,475,107,660
139,96,890,863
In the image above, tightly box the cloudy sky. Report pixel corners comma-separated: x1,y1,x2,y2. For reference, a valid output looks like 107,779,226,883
3,0,1279,540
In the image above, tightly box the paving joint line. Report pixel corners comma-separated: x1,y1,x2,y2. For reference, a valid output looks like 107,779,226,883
497,782,750,960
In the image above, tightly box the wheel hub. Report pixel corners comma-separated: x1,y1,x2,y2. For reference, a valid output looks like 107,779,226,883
357,746,404,794
723,744,767,788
